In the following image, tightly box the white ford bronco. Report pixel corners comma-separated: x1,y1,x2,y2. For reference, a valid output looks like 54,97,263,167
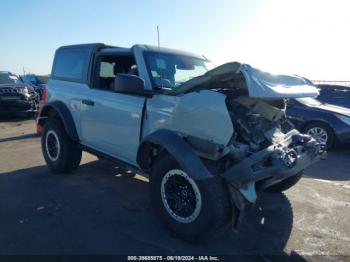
38,43,325,242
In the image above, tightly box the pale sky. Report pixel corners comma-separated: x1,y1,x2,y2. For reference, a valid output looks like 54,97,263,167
208,0,350,80
1,0,349,80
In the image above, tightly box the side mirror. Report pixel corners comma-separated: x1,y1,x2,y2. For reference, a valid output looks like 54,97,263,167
114,74,145,95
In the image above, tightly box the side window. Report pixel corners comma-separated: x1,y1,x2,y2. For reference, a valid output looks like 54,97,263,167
93,54,137,90
52,50,89,82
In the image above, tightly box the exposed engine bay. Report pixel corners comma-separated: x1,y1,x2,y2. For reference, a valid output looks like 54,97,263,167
227,96,288,148
216,92,326,196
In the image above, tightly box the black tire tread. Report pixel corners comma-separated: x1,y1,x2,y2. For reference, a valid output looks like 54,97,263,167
149,153,232,243
41,118,82,174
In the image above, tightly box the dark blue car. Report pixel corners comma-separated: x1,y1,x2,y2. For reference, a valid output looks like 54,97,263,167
317,84,350,108
286,97,350,148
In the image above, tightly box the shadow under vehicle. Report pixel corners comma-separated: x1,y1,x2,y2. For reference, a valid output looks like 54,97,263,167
0,159,295,256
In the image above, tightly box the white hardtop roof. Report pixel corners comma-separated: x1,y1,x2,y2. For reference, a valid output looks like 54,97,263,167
100,44,206,60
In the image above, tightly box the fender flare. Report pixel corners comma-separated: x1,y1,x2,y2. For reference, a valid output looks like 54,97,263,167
38,101,79,141
137,129,214,180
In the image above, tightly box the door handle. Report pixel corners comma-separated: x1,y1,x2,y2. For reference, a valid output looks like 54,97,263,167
82,99,95,106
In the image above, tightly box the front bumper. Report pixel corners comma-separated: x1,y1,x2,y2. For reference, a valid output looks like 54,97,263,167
0,97,38,114
221,129,326,200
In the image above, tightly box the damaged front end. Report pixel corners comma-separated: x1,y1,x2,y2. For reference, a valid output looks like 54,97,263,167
222,96,326,201
168,62,326,227
218,95,326,230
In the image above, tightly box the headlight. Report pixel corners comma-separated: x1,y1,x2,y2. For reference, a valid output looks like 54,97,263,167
335,114,350,125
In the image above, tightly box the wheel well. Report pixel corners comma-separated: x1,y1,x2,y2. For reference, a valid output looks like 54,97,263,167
39,102,79,141
42,106,57,116
137,141,165,170
40,106,61,125
301,120,334,134
138,129,214,180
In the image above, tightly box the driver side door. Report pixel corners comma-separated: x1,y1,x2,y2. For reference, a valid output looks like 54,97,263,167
79,56,146,165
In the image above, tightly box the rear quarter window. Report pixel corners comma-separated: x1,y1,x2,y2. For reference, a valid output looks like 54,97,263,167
52,49,90,82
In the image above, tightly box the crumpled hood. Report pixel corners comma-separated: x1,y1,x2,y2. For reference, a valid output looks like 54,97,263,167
171,62,319,98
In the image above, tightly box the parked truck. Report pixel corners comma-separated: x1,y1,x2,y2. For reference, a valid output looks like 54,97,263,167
38,43,325,242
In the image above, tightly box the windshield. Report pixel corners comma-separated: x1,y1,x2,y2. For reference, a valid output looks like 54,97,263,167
0,73,22,84
296,97,322,106
144,52,208,89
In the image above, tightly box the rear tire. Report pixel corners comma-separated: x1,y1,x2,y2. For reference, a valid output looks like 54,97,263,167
265,172,303,193
149,153,232,243
41,118,82,174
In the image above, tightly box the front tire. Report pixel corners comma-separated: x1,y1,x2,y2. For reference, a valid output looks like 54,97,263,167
41,118,82,174
149,153,232,242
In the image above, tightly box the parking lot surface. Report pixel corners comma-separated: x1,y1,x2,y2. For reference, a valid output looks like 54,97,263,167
0,119,349,257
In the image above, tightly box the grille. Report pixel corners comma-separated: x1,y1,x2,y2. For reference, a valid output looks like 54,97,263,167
0,87,22,94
